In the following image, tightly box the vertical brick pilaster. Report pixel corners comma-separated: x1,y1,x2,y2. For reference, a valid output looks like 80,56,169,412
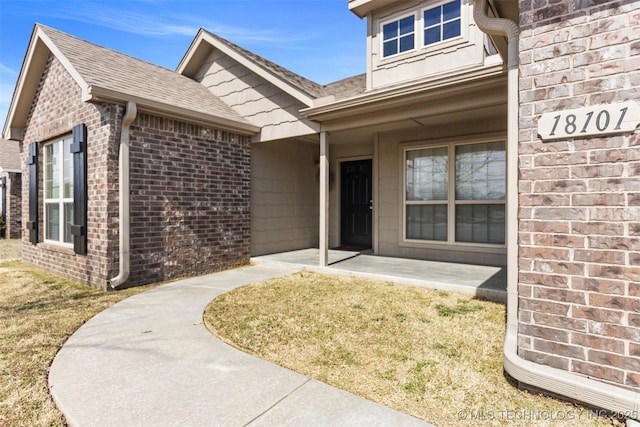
518,0,640,391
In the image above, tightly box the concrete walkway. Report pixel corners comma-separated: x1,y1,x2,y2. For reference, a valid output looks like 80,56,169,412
49,261,431,427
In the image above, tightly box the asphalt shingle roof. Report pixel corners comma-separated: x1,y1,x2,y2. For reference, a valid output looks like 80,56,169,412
202,30,366,102
39,25,251,127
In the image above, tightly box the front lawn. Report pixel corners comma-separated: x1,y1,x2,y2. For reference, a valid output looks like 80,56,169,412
204,271,617,427
0,257,155,426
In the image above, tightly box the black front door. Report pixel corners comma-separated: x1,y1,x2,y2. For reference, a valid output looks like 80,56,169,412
340,159,372,249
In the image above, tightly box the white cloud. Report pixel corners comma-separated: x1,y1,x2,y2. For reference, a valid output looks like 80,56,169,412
0,63,19,77
42,3,307,46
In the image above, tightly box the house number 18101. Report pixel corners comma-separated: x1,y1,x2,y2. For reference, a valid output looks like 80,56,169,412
538,101,640,142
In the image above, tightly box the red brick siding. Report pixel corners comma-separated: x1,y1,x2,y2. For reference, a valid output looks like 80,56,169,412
518,0,640,390
21,54,118,289
1,171,22,239
21,53,251,290
126,113,251,287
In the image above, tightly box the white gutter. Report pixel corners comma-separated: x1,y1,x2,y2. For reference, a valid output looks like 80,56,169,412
109,101,137,289
473,0,640,421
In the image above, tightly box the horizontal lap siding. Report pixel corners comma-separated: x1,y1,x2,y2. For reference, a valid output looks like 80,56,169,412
518,0,640,391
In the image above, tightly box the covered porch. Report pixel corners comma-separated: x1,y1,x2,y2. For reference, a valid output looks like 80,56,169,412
305,70,509,270
253,249,506,303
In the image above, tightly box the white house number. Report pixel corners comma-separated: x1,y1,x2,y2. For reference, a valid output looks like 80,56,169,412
538,101,640,142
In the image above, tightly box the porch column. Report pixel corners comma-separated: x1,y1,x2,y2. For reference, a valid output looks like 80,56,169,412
319,131,329,266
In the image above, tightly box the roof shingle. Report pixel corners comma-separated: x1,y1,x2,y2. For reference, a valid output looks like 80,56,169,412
201,30,367,102
39,25,252,128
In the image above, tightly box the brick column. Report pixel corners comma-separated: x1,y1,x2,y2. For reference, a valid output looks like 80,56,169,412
518,0,640,390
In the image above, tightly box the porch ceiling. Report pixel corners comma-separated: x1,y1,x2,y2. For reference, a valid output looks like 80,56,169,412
305,72,507,144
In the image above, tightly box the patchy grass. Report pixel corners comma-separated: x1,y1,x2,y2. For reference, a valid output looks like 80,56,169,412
0,255,155,426
0,238,21,260
204,271,617,427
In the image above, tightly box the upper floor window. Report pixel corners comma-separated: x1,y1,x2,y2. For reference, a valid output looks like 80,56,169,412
424,0,461,46
44,136,74,245
383,15,415,57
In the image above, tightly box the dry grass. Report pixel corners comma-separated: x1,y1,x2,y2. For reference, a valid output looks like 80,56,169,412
0,243,155,426
0,238,22,260
205,271,617,427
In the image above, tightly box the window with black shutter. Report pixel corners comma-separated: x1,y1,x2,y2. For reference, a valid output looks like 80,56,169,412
41,124,88,254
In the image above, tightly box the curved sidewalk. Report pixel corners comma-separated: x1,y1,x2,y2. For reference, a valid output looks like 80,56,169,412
49,262,430,427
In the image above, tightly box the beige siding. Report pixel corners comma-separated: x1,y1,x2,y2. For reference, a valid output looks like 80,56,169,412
373,122,507,266
368,0,492,89
251,140,319,255
196,50,319,142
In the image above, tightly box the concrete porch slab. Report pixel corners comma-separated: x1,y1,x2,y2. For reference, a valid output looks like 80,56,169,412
253,249,506,303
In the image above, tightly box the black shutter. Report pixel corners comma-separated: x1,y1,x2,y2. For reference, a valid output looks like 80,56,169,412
1,177,6,221
26,142,38,244
1,177,6,238
70,124,88,255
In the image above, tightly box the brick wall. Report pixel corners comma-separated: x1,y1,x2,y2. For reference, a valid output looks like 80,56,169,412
518,0,640,390
1,171,22,239
21,53,118,289
22,53,251,290
127,113,251,287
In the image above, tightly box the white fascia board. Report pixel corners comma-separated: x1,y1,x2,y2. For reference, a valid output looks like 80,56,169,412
2,26,90,140
348,0,397,18
87,86,261,136
181,32,316,108
302,64,505,119
0,168,22,174
36,27,91,101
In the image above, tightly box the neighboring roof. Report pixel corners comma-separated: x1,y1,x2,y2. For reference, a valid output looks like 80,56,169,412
0,139,21,171
3,24,259,140
178,29,367,108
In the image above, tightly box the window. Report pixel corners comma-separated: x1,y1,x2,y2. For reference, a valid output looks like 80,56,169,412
405,146,448,241
454,142,505,244
404,141,505,245
424,0,461,46
383,15,415,57
44,136,74,245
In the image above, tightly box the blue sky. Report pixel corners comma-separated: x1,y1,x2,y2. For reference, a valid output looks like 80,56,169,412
0,0,366,129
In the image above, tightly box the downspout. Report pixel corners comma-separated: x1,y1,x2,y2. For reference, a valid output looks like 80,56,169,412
473,0,640,420
109,101,137,289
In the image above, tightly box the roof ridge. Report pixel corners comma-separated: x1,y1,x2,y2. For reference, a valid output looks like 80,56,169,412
33,24,255,132
37,24,177,74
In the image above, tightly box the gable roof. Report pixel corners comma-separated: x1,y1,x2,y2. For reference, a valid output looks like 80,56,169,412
178,29,367,108
3,24,259,140
178,29,322,107
0,139,21,172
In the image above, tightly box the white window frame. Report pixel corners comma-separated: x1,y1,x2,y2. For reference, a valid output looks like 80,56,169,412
380,12,418,59
422,0,464,48
402,138,506,248
44,136,74,247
